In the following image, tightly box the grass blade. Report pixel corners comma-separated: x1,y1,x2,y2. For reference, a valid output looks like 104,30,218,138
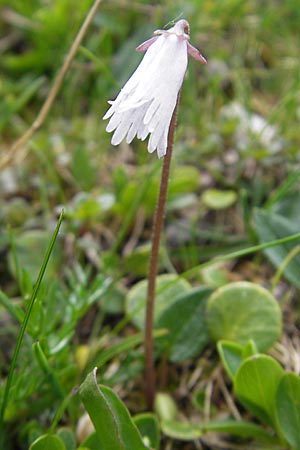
0,210,64,447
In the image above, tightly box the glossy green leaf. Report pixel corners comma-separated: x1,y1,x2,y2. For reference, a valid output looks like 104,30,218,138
157,287,211,362
29,434,66,450
206,281,282,351
276,373,300,450
234,355,284,428
201,419,278,443
133,413,160,450
161,420,202,441
126,274,191,330
79,369,149,450
253,208,300,288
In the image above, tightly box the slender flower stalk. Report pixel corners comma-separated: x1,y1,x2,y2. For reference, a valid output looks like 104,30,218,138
144,95,179,409
103,19,206,410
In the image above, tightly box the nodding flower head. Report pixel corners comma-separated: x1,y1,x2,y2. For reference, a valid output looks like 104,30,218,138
153,19,190,40
103,19,206,158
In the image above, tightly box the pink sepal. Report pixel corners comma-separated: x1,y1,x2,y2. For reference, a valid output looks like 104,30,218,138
187,42,207,64
136,36,159,52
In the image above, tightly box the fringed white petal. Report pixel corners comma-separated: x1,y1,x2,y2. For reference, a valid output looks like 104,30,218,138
137,123,149,141
126,103,149,143
103,31,188,157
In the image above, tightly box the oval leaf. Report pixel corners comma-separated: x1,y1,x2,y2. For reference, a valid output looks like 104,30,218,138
234,355,284,429
126,274,190,330
157,287,211,362
206,281,282,351
79,368,149,450
276,373,300,450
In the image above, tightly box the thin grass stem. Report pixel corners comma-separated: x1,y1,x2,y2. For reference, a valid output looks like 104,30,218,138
181,230,300,279
0,210,64,448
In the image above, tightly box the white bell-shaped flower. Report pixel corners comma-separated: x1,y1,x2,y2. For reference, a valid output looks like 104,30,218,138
103,19,206,158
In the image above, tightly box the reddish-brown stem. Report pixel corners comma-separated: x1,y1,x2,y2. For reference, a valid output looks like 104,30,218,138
144,97,179,410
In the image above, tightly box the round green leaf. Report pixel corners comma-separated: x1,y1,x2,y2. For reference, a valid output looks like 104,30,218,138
234,355,284,428
206,281,282,351
276,373,300,450
202,189,237,210
126,274,191,330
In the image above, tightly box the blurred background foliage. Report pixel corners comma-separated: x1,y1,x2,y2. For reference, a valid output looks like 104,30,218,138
1,0,300,448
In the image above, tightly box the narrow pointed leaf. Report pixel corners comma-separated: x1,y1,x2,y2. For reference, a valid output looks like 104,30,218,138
79,369,149,450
